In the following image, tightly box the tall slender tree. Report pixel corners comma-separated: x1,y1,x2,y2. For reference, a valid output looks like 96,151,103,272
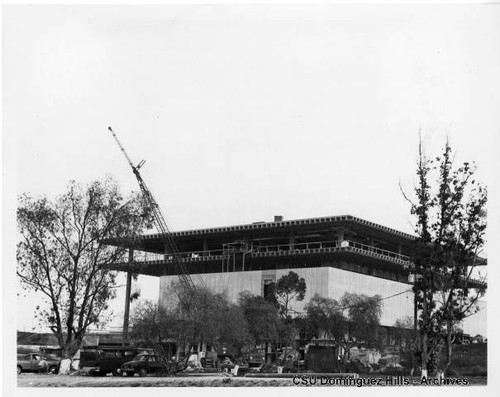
403,137,487,376
272,271,307,320
267,271,306,365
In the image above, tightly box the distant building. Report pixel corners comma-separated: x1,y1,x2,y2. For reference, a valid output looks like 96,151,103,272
106,214,487,332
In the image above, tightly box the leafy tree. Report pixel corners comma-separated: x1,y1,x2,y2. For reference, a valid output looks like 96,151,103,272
393,316,418,372
163,282,251,358
273,271,306,320
130,300,172,350
218,302,252,354
393,316,415,351
270,271,306,362
17,178,150,372
130,299,196,373
403,137,487,376
238,291,280,349
341,292,383,346
304,292,382,364
304,294,347,342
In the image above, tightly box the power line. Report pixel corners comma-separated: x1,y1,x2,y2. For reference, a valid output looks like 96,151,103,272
335,288,414,312
291,288,414,316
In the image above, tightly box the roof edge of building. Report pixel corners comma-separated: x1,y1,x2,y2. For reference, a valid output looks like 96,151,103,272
135,214,416,241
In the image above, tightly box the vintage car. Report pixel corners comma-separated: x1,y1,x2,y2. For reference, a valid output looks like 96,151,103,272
17,352,60,374
80,346,152,376
121,353,167,377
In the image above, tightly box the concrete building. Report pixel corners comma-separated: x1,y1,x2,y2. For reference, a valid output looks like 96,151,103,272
106,214,487,333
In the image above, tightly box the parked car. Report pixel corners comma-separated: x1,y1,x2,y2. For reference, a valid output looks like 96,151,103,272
80,346,152,376
17,353,60,374
121,353,168,377
247,352,266,368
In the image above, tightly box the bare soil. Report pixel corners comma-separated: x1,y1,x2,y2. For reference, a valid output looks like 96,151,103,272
17,373,487,387
17,373,292,387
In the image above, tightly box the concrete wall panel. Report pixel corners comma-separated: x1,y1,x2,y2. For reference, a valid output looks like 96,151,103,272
159,267,414,326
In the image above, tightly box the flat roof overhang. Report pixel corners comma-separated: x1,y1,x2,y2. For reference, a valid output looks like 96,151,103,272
105,215,416,253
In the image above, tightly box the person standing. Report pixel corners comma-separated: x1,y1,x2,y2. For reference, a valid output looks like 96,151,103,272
37,355,48,374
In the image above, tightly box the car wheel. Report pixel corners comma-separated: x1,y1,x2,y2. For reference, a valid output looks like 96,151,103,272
17,366,22,375
112,369,122,377
126,371,135,377
138,368,148,377
48,366,58,374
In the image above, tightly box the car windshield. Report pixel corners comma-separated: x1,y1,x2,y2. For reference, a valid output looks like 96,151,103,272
136,355,149,361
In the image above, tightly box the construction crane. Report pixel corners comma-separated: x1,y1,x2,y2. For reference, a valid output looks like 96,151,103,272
107,126,202,296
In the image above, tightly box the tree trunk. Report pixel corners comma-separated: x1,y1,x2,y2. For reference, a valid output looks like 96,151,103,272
421,331,428,378
411,289,418,376
58,336,82,374
59,345,76,374
59,359,72,375
445,321,453,374
420,293,428,379
410,345,416,376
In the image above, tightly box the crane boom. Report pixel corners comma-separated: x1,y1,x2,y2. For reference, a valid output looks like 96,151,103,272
107,126,136,171
107,126,199,295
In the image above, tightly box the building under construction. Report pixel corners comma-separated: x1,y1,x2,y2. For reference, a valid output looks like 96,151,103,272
105,214,486,332
104,128,487,340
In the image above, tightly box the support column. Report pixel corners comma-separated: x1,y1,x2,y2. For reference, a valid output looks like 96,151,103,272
242,236,247,271
337,228,345,244
164,243,169,259
122,249,134,345
289,232,295,250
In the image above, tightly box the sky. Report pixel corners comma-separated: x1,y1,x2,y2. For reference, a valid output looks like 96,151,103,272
3,4,499,338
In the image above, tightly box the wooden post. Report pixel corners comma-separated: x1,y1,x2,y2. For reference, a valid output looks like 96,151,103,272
122,249,134,345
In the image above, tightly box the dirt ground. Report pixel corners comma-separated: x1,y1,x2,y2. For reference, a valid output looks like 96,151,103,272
17,373,292,387
17,373,487,387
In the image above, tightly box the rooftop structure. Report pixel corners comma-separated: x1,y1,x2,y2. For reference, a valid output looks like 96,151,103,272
104,214,486,329
106,215,415,281
105,214,485,287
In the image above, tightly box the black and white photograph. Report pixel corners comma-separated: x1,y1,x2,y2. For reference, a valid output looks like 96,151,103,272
2,2,499,395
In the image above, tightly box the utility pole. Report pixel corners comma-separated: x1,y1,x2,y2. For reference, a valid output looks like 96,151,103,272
122,249,134,345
